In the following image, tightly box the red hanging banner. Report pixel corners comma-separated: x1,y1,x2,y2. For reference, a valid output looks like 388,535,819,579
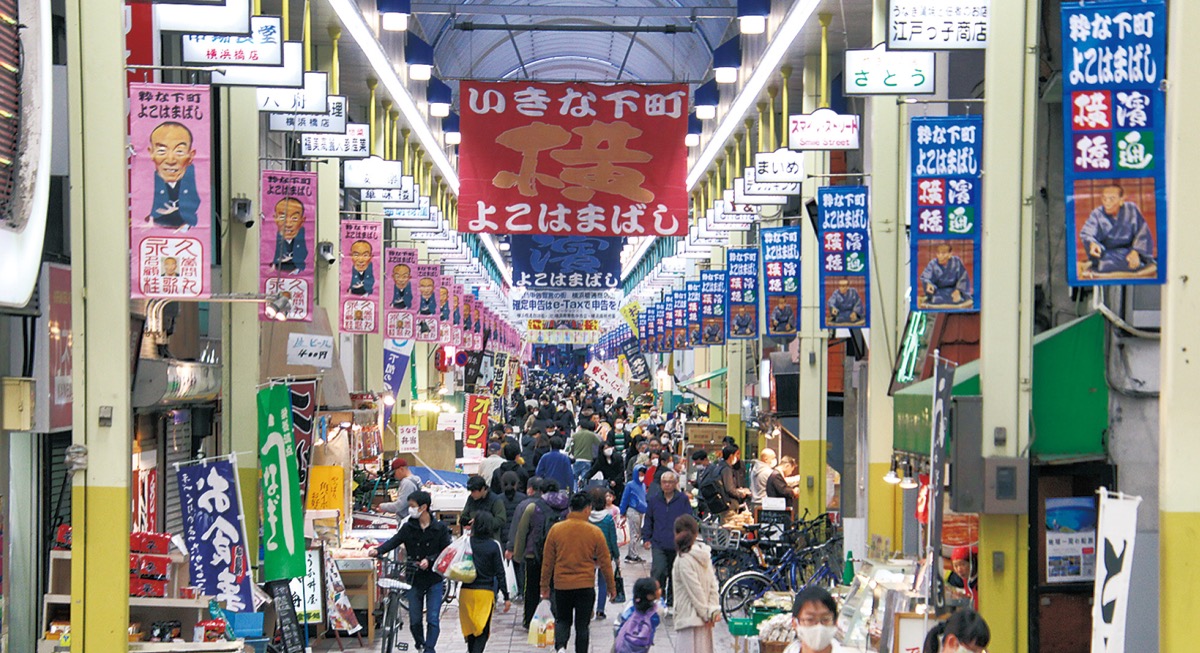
458,81,690,237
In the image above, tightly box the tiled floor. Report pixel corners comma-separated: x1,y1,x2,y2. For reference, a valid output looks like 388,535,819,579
312,556,737,653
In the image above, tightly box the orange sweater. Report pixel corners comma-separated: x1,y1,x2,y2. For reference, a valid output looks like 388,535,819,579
540,511,616,591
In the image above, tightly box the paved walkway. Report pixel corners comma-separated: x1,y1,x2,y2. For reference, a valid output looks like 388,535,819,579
313,557,737,653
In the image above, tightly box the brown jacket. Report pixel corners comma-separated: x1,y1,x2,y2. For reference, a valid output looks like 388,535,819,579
540,511,616,591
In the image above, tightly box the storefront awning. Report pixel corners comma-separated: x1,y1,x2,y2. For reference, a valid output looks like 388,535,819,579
678,367,727,388
893,312,1108,460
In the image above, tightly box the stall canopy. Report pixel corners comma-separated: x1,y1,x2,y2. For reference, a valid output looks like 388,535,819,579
678,367,728,388
893,312,1108,460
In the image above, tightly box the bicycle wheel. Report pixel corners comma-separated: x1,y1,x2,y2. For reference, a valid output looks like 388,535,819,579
712,549,758,586
380,592,402,653
720,570,776,622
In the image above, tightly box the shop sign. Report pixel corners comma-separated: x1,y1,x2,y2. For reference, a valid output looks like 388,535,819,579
620,300,642,336
726,248,759,340
788,109,861,150
459,81,689,237
910,115,982,313
754,148,806,183
761,226,801,337
511,235,622,289
262,170,317,321
700,270,727,346
177,460,255,610
526,329,600,345
34,263,72,432
586,360,628,398
257,72,328,114
512,292,618,320
743,166,800,196
269,95,347,133
888,0,990,50
396,425,419,453
818,186,871,328
1062,0,1166,286
212,41,303,88
258,385,306,581
685,281,702,346
382,338,415,426
183,15,282,66
370,177,418,206
129,83,213,299
413,263,443,343
464,394,491,454
928,357,954,608
1091,489,1141,652
301,123,369,158
344,155,404,189
288,380,317,500
733,177,788,206
287,549,324,624
720,193,758,217
339,220,382,333
286,334,333,367
845,45,936,95
383,249,419,340
155,0,251,35
619,336,651,382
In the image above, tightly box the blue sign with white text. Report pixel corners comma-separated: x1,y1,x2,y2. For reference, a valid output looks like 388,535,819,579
177,461,255,613
818,186,870,329
761,226,801,336
726,248,759,339
511,235,623,289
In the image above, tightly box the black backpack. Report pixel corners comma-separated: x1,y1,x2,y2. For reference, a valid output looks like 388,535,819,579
532,498,567,562
697,461,729,514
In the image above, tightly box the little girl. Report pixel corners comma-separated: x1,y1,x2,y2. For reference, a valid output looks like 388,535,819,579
613,578,662,653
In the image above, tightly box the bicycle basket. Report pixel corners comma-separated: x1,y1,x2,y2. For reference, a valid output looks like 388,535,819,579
699,523,741,551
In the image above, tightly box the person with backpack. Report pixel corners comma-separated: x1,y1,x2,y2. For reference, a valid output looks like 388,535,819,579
540,492,617,653
697,445,751,525
613,578,662,653
511,479,570,629
491,441,530,494
640,472,692,608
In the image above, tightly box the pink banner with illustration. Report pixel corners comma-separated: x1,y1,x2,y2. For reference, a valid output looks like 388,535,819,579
414,264,441,342
450,283,464,347
261,170,317,321
339,221,382,333
384,248,419,339
129,83,212,299
438,275,453,345
463,294,476,350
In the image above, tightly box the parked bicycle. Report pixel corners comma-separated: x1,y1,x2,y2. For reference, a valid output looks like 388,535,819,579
376,555,414,653
718,535,844,621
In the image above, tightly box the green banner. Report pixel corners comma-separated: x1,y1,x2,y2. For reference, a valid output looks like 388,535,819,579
258,384,306,581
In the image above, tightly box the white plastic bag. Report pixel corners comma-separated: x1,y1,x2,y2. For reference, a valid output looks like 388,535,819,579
433,534,471,576
503,558,519,597
528,600,555,648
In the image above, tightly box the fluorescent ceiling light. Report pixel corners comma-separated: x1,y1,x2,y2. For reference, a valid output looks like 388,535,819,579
739,15,767,35
381,12,408,31
686,0,820,190
328,0,459,192
714,67,738,84
445,131,461,145
685,133,700,147
409,64,433,81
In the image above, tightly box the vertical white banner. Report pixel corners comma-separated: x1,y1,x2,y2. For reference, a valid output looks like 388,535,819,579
1090,489,1141,653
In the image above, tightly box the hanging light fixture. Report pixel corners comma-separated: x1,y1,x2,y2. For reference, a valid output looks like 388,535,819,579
737,0,770,34
694,80,719,120
405,33,434,81
442,111,461,145
377,0,411,32
263,294,292,321
899,460,920,490
427,77,452,117
685,113,702,147
713,35,742,85
883,457,901,485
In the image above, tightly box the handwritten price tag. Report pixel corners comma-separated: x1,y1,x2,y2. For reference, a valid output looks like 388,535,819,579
287,333,334,368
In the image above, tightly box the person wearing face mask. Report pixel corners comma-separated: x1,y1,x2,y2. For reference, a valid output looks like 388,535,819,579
619,466,649,562
751,448,778,509
379,458,422,517
369,491,452,653
921,608,990,653
587,440,626,499
785,586,840,653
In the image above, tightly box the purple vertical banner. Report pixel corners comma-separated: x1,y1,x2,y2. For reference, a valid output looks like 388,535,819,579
818,186,871,328
383,339,415,425
340,221,382,332
910,115,982,313
726,248,759,339
129,83,213,299
177,460,255,611
700,270,726,345
384,248,418,340
414,264,441,342
1062,0,1166,286
686,281,702,346
261,171,316,321
761,226,801,336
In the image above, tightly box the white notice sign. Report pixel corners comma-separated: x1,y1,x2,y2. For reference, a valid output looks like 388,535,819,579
789,109,861,150
844,45,936,95
258,72,329,114
888,0,990,50
301,124,369,158
437,413,465,440
754,148,806,183
396,425,420,453
287,333,334,368
269,96,348,134
183,16,283,66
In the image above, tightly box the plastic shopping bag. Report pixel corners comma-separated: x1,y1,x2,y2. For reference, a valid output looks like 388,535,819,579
503,558,520,598
528,600,555,648
616,517,630,548
447,554,477,583
433,534,471,577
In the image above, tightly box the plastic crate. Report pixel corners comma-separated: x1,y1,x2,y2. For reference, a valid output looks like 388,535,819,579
243,637,270,653
226,611,265,638
727,618,758,637
750,606,787,628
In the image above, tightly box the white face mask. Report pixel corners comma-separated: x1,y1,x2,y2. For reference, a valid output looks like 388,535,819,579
650,458,659,467
604,447,615,457
408,506,421,518
796,624,836,651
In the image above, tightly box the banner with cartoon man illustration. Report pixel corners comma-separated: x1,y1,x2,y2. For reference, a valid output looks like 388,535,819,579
339,221,382,333
261,170,317,321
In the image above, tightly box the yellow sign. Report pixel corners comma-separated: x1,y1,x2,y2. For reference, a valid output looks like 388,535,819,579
306,465,345,512
620,301,642,336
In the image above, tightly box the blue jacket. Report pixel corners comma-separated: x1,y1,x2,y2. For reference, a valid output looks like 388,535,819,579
149,165,201,228
272,227,308,273
619,466,649,515
642,489,693,551
535,449,574,492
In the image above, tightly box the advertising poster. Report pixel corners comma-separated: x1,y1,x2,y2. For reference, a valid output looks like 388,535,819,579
382,339,415,425
129,83,212,299
383,248,419,340
1045,497,1098,584
663,293,675,352
910,115,982,313
637,310,649,352
261,170,316,321
288,380,318,500
726,248,759,339
34,263,72,432
511,235,622,289
459,81,689,236
339,221,382,333
1062,0,1166,286
177,460,254,612
700,270,727,345
257,385,306,581
672,289,689,351
451,283,464,347
463,294,476,350
686,281,702,346
464,394,492,455
761,225,801,336
818,186,871,328
438,278,453,344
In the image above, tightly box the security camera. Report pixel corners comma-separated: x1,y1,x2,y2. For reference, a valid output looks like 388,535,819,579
318,241,336,264
231,197,254,227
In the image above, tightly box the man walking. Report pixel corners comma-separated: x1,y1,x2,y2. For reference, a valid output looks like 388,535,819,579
535,436,574,492
641,472,692,606
567,416,601,491
541,492,617,653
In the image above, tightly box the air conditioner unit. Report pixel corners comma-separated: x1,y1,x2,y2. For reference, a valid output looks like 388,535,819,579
1122,285,1161,330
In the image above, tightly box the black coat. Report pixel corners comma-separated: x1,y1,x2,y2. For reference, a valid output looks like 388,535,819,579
587,451,626,498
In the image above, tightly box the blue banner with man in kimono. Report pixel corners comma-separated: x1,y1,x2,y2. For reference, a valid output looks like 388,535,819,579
510,235,622,289
818,186,870,329
177,460,255,612
726,248,759,339
686,281,702,346
910,115,982,313
700,270,727,345
761,226,801,337
1062,0,1166,286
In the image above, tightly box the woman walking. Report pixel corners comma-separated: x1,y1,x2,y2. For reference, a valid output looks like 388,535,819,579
671,514,721,653
459,513,511,653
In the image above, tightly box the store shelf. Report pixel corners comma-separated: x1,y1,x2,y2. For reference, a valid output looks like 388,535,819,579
130,641,245,652
44,594,213,609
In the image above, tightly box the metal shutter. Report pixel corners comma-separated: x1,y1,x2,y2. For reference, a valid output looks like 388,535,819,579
163,411,193,537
